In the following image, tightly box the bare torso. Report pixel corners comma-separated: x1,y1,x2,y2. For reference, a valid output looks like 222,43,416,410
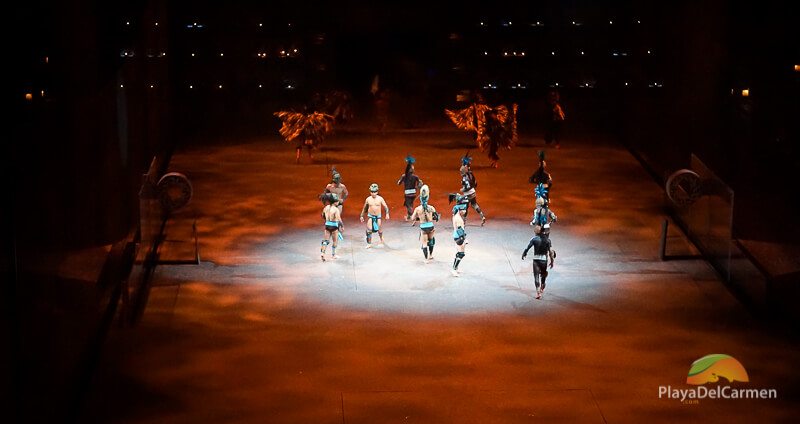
363,195,387,216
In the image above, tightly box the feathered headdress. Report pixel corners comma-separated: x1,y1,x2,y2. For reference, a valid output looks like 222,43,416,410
535,183,548,200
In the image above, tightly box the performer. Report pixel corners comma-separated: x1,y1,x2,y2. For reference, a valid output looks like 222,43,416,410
397,154,423,220
320,193,343,261
410,185,439,261
458,154,486,226
528,150,553,204
449,194,470,276
359,183,390,248
521,225,556,299
531,197,558,237
544,89,566,149
324,167,349,213
273,109,335,163
445,92,518,167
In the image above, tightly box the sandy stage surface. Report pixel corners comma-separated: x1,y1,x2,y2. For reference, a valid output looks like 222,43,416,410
83,130,799,423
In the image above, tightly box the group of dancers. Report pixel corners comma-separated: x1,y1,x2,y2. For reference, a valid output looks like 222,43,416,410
274,89,564,169
317,151,559,298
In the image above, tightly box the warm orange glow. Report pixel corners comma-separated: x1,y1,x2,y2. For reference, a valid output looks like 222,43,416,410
25,93,33,101
795,64,800,72
741,89,749,97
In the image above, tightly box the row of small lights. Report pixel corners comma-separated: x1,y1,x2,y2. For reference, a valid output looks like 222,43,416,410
120,49,300,59
116,82,297,90
479,18,642,27
482,49,654,57
31,85,790,101
125,21,295,29
482,81,664,89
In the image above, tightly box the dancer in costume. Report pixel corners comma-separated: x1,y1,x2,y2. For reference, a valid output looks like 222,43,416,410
528,150,553,204
531,197,558,237
324,167,349,213
410,185,439,261
458,153,486,226
397,154,423,220
544,89,566,149
521,225,556,299
449,194,470,276
359,183,390,248
445,92,518,168
320,193,343,261
273,109,335,163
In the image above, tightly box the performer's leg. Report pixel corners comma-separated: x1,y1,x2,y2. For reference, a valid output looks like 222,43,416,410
420,233,429,259
540,266,549,292
532,261,541,291
321,232,331,261
377,219,384,243
427,232,435,258
452,250,465,275
471,198,486,225
295,147,302,163
404,197,414,219
489,145,499,168
365,229,372,247
331,230,338,258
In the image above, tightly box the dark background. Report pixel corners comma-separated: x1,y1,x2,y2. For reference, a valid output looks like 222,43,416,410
4,0,798,420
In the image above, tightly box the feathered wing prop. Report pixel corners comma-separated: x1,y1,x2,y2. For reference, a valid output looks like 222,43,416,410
445,103,490,137
274,111,335,147
446,103,516,152
489,103,518,150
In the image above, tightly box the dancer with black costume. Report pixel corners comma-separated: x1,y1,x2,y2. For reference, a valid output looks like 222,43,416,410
528,150,553,204
397,154,423,220
522,225,556,299
457,153,486,226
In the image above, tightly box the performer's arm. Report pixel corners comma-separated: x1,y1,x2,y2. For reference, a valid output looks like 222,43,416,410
382,198,390,219
397,175,404,185
548,248,556,268
360,200,368,222
521,238,535,260
342,185,349,202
